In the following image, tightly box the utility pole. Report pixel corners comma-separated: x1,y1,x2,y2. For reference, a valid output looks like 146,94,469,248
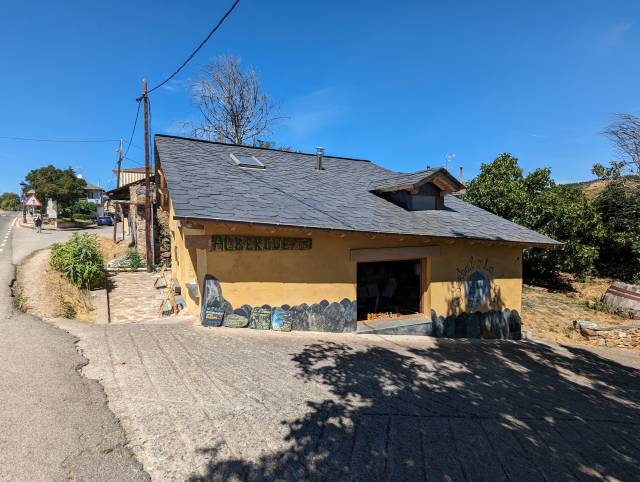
116,139,123,188
142,79,153,272
114,139,123,242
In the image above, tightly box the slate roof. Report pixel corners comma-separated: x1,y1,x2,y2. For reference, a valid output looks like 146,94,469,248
156,135,559,246
369,168,464,193
84,182,103,191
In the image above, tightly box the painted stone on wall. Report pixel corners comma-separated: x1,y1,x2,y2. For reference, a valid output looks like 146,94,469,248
250,307,272,330
202,307,225,327
223,314,250,328
201,275,225,326
271,308,292,332
198,273,357,333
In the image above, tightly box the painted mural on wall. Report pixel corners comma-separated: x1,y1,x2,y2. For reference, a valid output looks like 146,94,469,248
455,256,497,310
199,274,357,333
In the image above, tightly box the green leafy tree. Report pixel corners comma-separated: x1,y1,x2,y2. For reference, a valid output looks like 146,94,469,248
592,161,640,282
0,192,20,211
523,185,604,282
464,154,605,283
24,165,86,210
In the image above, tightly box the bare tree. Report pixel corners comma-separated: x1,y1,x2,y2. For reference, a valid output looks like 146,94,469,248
603,113,640,173
187,56,280,145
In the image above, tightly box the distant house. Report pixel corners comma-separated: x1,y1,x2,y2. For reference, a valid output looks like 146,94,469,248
105,175,158,259
113,167,147,188
154,134,559,338
83,182,104,205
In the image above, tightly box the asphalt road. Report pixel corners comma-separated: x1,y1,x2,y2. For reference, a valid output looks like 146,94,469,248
0,213,149,481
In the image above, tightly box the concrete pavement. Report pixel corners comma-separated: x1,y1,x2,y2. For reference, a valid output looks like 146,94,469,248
0,215,148,481
52,316,640,481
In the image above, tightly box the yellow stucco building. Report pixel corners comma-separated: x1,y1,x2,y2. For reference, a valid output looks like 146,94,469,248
156,135,557,338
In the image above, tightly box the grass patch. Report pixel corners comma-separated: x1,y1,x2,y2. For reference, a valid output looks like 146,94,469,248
125,250,143,270
13,286,28,312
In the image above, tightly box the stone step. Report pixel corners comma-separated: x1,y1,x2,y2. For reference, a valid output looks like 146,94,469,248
356,314,433,336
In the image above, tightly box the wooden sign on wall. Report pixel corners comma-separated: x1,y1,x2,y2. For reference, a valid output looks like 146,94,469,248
186,234,312,251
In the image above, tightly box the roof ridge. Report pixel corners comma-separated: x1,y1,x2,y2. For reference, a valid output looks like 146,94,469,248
154,133,372,162
374,167,439,182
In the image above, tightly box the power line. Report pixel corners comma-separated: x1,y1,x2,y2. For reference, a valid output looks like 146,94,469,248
124,156,144,166
0,136,119,143
123,100,142,159
146,0,240,95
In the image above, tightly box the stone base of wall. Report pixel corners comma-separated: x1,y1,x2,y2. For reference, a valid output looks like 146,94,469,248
430,309,522,340
574,320,640,348
200,275,357,333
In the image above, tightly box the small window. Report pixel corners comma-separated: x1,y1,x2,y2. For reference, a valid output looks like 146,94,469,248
230,153,265,169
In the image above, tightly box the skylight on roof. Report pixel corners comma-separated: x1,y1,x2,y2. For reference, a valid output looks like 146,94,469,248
230,153,265,169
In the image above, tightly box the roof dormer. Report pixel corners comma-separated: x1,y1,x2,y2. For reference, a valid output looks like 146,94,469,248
370,168,464,211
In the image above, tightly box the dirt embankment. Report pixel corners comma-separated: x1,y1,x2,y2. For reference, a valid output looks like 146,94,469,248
16,249,94,321
15,237,129,321
522,276,635,347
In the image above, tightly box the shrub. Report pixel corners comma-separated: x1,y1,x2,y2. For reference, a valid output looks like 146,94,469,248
50,234,104,289
125,250,143,270
72,213,94,221
58,295,77,319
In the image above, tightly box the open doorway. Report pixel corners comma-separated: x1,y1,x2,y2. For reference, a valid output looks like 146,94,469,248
356,259,421,321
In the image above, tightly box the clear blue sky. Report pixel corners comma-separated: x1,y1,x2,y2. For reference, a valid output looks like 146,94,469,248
1,0,638,194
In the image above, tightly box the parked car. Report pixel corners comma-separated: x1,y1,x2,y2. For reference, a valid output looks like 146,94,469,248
97,215,114,226
106,212,121,222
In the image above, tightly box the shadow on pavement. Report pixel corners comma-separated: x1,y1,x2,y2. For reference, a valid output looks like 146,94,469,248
191,340,640,481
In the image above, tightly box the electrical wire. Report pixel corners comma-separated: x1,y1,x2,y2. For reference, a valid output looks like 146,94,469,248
148,94,153,170
146,0,240,95
124,156,145,167
0,136,119,143
123,100,142,159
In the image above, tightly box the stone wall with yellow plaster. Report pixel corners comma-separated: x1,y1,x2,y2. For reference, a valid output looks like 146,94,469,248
168,201,523,320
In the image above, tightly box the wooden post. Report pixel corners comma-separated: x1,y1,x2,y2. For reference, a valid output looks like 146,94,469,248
113,139,123,242
142,79,153,272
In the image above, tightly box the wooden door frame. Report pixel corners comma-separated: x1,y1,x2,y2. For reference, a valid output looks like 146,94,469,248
420,257,431,314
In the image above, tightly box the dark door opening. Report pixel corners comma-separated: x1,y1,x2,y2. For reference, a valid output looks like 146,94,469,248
357,259,421,321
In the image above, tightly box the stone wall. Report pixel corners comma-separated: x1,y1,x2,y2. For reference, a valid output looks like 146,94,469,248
155,204,171,265
575,320,640,349
128,182,171,266
430,309,522,340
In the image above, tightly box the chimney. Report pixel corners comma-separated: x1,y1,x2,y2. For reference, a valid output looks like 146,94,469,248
315,147,324,170
459,166,464,184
